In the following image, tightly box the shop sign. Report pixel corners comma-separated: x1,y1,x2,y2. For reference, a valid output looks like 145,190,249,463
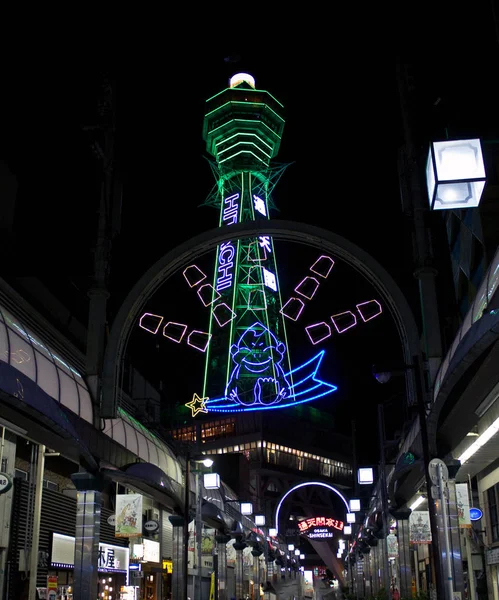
143,539,160,563
51,532,130,573
144,519,159,534
107,514,116,527
162,560,173,573
470,507,483,521
0,472,13,494
47,575,57,600
487,547,499,565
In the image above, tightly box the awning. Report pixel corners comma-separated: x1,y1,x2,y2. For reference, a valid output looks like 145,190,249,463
0,361,97,471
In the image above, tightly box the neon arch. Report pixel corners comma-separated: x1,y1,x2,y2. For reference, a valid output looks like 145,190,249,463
101,220,422,418
274,481,351,534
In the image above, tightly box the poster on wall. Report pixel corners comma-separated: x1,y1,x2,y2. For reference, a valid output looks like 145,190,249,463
115,494,143,538
387,533,399,558
456,483,471,528
409,511,432,543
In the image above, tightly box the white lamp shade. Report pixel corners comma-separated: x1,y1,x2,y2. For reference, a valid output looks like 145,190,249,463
203,472,220,489
358,467,374,485
288,544,295,551
240,502,253,515
344,526,352,535
255,514,266,526
295,549,300,556
300,554,305,560
427,139,486,210
346,513,356,523
269,528,277,537
349,499,361,512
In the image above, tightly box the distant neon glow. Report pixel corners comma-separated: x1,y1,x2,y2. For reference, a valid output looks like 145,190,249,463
253,195,267,216
274,482,350,534
185,393,209,417
295,276,320,300
331,311,357,333
139,313,164,335
213,303,236,327
216,242,236,291
280,298,305,321
197,283,221,307
263,267,277,291
206,344,337,412
356,300,382,322
187,330,212,353
162,322,188,343
229,73,256,89
183,265,207,288
305,322,331,345
310,255,334,278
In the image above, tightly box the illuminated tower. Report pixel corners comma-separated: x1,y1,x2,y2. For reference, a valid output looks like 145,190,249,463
201,73,294,411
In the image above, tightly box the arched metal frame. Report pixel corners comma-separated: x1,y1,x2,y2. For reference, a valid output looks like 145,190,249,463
101,220,421,418
273,481,351,534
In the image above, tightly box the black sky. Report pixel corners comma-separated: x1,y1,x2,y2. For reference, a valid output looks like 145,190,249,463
1,12,499,461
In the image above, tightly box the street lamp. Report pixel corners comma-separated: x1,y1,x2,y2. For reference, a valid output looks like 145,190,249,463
349,499,361,512
426,138,486,210
358,467,374,485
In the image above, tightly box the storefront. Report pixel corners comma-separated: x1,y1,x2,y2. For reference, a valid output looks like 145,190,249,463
50,532,130,600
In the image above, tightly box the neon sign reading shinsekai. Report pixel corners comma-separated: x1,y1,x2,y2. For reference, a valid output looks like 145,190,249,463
298,517,343,539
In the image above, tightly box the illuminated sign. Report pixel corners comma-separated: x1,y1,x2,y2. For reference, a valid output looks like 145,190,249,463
205,322,337,412
253,195,267,216
298,517,344,540
470,507,483,521
216,194,240,292
51,533,129,574
185,393,209,417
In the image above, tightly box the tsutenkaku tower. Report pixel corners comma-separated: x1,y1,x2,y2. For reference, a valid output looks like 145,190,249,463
201,73,294,411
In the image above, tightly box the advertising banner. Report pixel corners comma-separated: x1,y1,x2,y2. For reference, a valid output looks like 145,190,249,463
115,494,143,538
456,483,471,528
409,511,432,543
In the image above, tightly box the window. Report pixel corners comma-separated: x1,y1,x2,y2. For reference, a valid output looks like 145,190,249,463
15,468,28,480
43,479,58,492
488,485,499,542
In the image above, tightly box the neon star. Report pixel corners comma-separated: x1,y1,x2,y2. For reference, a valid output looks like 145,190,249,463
186,393,209,417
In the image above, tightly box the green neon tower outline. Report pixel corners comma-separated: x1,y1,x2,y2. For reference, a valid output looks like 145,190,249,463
201,73,294,409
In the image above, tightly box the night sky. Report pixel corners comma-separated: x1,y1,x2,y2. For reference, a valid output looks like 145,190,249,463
1,13,498,462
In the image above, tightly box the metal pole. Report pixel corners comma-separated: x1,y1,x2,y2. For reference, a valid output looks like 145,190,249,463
196,471,203,599
414,358,445,599
183,457,191,600
464,532,476,600
377,405,391,596
28,443,45,600
438,463,454,600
